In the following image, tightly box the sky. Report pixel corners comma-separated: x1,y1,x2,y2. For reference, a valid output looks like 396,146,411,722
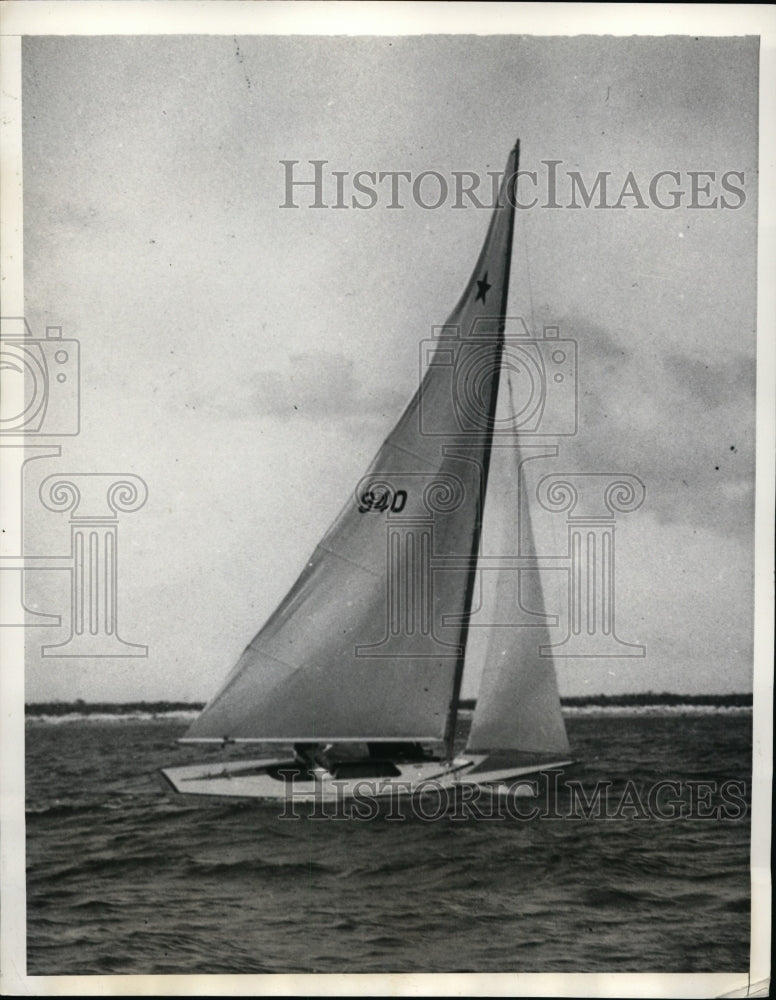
13,30,760,701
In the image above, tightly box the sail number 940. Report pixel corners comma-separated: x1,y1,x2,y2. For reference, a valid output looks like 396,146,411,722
358,488,407,513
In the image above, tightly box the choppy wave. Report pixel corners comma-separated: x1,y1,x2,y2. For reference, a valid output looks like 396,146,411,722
25,713,752,975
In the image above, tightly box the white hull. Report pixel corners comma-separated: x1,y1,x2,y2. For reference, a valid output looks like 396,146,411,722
160,755,574,803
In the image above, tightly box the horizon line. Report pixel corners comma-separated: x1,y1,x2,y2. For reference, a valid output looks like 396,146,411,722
24,692,755,710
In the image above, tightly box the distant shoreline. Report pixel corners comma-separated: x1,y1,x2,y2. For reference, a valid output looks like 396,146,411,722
24,693,754,717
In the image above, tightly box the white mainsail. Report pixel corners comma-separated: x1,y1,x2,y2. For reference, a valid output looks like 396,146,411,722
184,143,520,745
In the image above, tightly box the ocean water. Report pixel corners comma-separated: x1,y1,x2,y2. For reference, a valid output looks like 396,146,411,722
26,712,751,975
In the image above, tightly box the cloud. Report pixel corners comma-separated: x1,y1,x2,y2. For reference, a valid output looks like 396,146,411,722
550,317,755,539
189,348,406,423
661,350,754,409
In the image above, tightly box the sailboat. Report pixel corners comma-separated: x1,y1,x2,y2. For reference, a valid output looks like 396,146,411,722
161,141,573,804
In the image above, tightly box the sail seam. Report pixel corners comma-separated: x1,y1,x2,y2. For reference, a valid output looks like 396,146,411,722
312,543,383,579
241,645,300,671
382,438,443,468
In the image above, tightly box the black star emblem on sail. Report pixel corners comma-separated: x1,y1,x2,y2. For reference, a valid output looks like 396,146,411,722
475,272,491,303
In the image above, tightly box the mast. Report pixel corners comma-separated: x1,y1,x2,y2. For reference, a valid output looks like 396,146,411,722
443,139,519,762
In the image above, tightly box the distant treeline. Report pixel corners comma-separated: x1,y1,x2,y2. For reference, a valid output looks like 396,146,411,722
436,692,753,712
25,692,753,716
560,692,753,708
25,700,206,716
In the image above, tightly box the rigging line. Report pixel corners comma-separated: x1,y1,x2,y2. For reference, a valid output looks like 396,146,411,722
519,205,536,336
